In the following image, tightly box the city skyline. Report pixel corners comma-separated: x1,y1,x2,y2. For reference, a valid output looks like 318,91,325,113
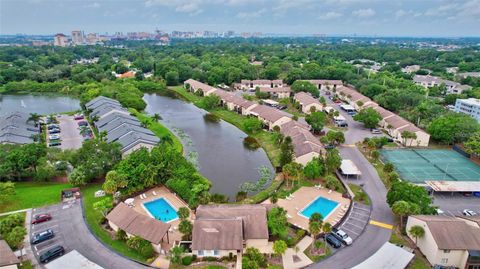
1,0,480,37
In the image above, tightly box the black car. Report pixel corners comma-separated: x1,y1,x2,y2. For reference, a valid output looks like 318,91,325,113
325,233,342,248
47,124,60,130
39,245,64,263
49,129,61,134
32,229,54,244
49,141,61,147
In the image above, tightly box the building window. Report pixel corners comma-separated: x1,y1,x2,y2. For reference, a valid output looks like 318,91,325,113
444,250,451,253
198,250,204,256
441,258,449,264
214,250,219,256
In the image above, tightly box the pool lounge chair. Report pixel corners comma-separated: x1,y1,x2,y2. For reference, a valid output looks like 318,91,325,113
143,193,148,199
286,196,292,201
153,191,157,196
140,195,144,200
328,190,332,194
287,214,292,219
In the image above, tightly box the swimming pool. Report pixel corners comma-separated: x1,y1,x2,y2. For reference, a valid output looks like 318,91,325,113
300,196,339,220
143,198,178,222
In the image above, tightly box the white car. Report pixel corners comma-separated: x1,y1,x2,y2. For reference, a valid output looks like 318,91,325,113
48,134,60,140
371,129,382,134
463,209,477,216
333,228,353,245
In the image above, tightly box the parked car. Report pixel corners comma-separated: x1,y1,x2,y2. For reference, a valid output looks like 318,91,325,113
47,124,60,130
77,121,88,127
463,209,477,216
32,229,55,244
371,129,382,134
325,233,342,248
74,114,84,120
49,141,62,147
49,128,61,134
48,134,60,140
324,144,336,149
31,213,52,224
332,228,353,245
39,245,64,263
337,122,348,127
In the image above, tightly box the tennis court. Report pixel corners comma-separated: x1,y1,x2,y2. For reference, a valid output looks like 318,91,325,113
380,149,480,183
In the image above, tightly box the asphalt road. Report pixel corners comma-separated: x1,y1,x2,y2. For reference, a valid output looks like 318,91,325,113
58,115,85,150
30,200,150,269
310,94,394,269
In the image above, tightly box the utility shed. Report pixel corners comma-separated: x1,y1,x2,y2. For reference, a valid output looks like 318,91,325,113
351,242,414,269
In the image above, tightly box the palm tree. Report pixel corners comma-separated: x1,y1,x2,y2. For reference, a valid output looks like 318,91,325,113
322,222,332,253
409,225,425,245
160,135,174,146
282,162,303,188
309,221,322,249
47,115,57,124
392,200,410,230
152,113,162,122
28,113,41,127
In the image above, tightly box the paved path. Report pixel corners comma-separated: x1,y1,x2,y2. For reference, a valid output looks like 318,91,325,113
30,201,150,269
0,208,30,217
282,236,313,269
309,93,394,269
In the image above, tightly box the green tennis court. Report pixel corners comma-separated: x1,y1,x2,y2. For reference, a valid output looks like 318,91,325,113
380,149,480,183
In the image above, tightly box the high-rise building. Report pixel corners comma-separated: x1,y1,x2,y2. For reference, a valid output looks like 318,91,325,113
71,30,85,45
53,33,68,47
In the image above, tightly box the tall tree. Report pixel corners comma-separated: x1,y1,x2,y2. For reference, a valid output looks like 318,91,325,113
409,225,425,245
353,107,382,129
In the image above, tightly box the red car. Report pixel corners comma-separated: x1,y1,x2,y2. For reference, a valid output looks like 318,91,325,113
32,214,52,224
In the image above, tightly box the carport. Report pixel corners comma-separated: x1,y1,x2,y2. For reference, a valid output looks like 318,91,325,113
351,242,414,269
426,181,480,196
45,250,103,269
339,159,362,179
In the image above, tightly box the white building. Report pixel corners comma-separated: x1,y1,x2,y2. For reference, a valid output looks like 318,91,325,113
413,75,472,95
71,30,85,45
455,98,480,122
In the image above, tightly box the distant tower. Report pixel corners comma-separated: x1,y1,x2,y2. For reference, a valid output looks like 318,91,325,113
53,33,67,47
71,30,85,45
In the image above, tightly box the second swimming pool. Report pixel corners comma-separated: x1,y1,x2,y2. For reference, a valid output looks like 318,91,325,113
143,198,178,222
300,196,339,220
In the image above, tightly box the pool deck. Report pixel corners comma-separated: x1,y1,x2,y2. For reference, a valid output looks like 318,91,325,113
128,185,192,249
276,186,350,230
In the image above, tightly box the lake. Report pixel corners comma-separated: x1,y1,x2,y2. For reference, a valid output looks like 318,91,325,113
0,94,80,116
143,92,274,200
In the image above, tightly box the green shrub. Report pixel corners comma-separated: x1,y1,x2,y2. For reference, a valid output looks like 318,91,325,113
181,256,193,266
116,229,127,241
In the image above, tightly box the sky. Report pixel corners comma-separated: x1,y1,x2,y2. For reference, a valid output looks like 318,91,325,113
1,0,480,37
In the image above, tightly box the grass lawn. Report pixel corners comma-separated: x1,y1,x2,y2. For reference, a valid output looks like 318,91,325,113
81,184,148,262
129,108,183,153
170,86,203,103
356,144,392,188
0,182,72,213
348,183,371,206
19,260,33,269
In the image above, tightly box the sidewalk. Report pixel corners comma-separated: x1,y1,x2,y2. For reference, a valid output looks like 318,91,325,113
282,236,314,269
0,208,30,217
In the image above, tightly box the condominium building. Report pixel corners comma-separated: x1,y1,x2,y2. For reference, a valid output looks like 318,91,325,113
53,33,68,47
455,98,480,122
71,30,85,45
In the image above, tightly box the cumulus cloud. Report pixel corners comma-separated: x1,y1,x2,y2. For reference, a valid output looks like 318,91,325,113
352,8,376,18
236,8,266,19
318,11,342,20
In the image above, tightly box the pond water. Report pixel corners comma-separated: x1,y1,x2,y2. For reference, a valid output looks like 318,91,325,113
0,94,81,116
143,92,274,200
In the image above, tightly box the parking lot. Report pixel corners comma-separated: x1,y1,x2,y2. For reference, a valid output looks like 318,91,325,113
339,202,371,241
434,193,480,217
46,115,92,150
30,202,76,268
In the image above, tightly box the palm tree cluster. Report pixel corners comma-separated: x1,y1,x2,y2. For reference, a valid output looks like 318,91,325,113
308,213,332,253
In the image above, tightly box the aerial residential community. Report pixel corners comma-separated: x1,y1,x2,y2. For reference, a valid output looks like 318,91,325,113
1,1,480,269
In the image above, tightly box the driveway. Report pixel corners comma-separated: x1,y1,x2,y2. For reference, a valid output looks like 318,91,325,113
57,115,86,150
29,200,150,269
309,93,394,269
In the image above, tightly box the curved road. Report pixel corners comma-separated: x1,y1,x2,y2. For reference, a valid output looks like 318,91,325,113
311,96,394,269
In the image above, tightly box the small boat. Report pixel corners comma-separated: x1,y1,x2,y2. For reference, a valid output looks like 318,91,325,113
21,100,26,107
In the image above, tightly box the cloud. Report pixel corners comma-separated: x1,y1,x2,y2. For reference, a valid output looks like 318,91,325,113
395,9,407,18
86,2,100,8
319,11,342,20
352,8,376,18
236,8,266,19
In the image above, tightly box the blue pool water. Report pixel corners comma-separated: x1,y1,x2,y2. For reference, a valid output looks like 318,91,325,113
300,196,339,219
143,198,178,222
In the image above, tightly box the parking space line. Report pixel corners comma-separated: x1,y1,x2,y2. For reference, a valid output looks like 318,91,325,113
369,220,393,230
344,222,365,230
341,227,360,236
353,207,370,213
348,216,369,223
